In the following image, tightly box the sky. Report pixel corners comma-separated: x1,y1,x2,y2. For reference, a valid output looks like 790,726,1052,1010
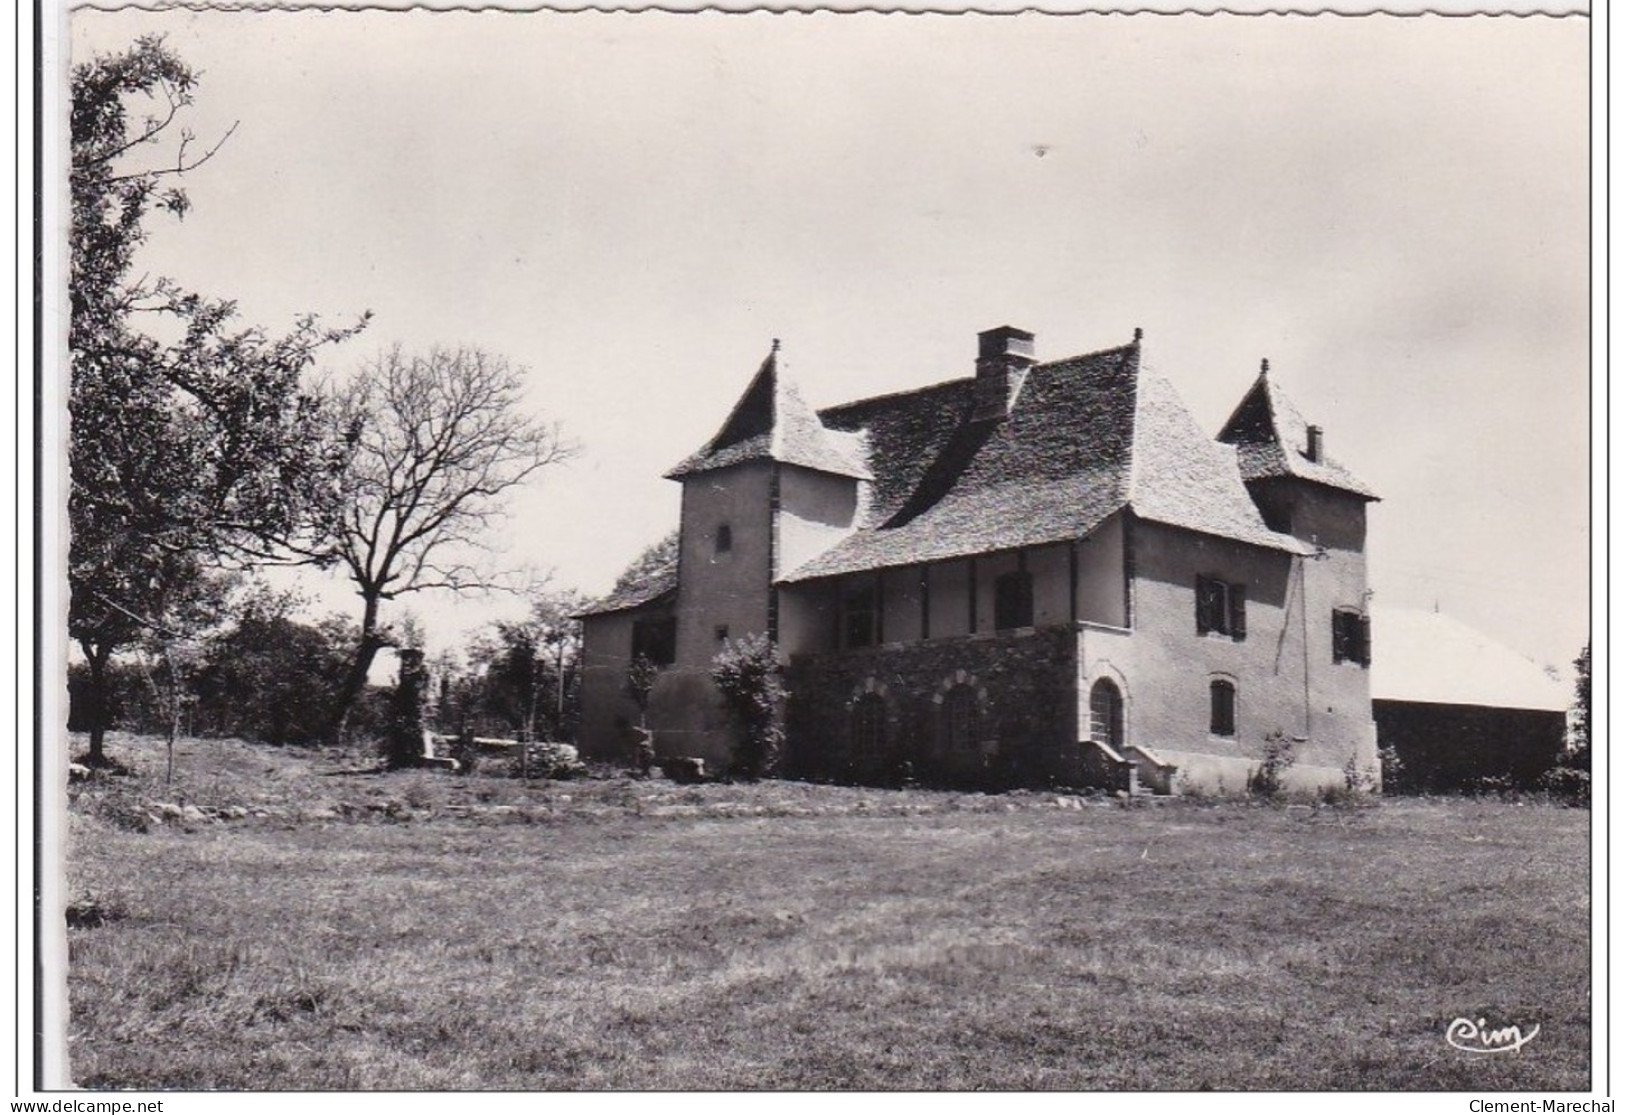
60,7,1592,673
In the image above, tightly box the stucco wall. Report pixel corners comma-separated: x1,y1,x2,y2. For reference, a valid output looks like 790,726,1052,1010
787,627,1079,788
578,610,641,761
1112,517,1376,792
1077,513,1128,627
778,465,860,577
675,461,774,668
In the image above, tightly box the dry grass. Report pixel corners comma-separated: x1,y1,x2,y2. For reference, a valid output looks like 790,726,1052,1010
65,733,1590,1090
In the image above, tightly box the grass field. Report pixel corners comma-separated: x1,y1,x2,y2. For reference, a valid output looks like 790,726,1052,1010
64,733,1591,1091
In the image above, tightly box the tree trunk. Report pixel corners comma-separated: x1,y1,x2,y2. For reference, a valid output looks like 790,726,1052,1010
324,592,386,745
80,641,113,768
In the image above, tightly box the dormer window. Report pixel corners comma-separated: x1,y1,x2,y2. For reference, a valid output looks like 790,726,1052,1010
715,524,732,555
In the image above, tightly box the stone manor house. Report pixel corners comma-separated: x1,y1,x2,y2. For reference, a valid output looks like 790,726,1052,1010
577,325,1379,793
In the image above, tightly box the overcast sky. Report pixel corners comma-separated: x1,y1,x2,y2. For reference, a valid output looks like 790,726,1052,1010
63,8,1590,672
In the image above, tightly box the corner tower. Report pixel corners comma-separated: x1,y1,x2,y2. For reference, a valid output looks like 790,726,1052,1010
1218,361,1382,778
659,342,871,763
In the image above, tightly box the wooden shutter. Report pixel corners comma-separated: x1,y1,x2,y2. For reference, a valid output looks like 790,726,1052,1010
1195,577,1212,635
1228,583,1247,641
1359,613,1372,666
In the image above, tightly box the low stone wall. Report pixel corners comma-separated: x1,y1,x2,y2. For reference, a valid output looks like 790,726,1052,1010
786,627,1078,789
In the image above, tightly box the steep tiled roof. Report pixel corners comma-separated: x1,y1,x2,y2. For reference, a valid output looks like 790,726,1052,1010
575,557,678,617
665,347,872,481
782,340,1308,582
1217,371,1378,500
1128,370,1310,552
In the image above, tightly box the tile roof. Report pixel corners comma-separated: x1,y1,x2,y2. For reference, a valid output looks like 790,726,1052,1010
575,556,678,617
665,346,872,481
1217,371,1378,500
782,339,1310,582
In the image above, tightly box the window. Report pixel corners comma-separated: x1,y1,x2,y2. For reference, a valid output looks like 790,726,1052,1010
1332,608,1371,666
715,524,732,555
714,624,730,644
1089,679,1123,752
1210,679,1237,737
852,693,887,758
842,581,878,648
994,570,1034,631
630,615,677,667
1196,575,1247,640
941,684,979,756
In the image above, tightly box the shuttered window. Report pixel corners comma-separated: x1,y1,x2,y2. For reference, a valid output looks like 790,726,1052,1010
1332,608,1371,666
1196,576,1247,641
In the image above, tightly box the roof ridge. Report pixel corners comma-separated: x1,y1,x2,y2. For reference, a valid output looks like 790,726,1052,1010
819,339,1142,419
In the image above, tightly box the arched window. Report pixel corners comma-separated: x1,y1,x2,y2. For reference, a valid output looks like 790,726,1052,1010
852,693,887,758
940,684,979,756
1089,678,1124,752
1210,679,1237,737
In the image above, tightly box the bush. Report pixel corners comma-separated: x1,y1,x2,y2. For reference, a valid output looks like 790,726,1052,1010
1377,745,1405,794
1538,765,1590,807
1248,731,1296,799
515,741,588,780
709,634,786,781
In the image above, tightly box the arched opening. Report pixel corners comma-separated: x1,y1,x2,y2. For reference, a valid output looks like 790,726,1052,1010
1210,678,1237,737
851,693,887,762
940,683,980,758
1089,678,1124,753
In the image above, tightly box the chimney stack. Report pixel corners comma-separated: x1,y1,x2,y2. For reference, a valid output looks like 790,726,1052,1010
1306,425,1323,463
972,325,1036,422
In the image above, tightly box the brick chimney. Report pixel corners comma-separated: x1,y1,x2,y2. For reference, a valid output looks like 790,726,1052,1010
1306,424,1324,463
971,325,1036,422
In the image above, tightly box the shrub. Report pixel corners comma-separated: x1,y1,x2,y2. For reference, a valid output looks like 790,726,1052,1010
1248,731,1296,799
1341,753,1380,797
514,741,588,780
709,634,786,780
1377,745,1405,794
1538,765,1590,807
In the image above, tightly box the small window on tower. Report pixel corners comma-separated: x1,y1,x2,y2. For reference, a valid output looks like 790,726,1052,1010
1332,608,1371,666
715,524,732,555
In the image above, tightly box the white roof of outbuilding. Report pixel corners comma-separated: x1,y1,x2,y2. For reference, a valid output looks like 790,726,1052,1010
1369,607,1571,712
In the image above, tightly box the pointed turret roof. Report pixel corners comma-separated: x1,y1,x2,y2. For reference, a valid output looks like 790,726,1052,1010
665,343,872,481
1217,366,1378,500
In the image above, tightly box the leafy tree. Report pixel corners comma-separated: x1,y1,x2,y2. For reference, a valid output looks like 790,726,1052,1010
300,345,574,741
1569,642,1590,770
710,634,787,780
190,588,355,745
68,36,364,765
468,588,586,743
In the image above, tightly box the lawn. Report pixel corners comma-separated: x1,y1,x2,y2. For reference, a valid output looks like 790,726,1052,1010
63,733,1591,1091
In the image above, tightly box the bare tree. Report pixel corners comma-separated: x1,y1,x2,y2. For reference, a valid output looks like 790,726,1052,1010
316,345,574,742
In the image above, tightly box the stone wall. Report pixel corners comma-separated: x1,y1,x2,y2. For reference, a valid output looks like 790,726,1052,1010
786,626,1078,789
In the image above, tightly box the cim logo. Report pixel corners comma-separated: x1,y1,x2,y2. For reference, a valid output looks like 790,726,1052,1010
1446,1016,1541,1054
